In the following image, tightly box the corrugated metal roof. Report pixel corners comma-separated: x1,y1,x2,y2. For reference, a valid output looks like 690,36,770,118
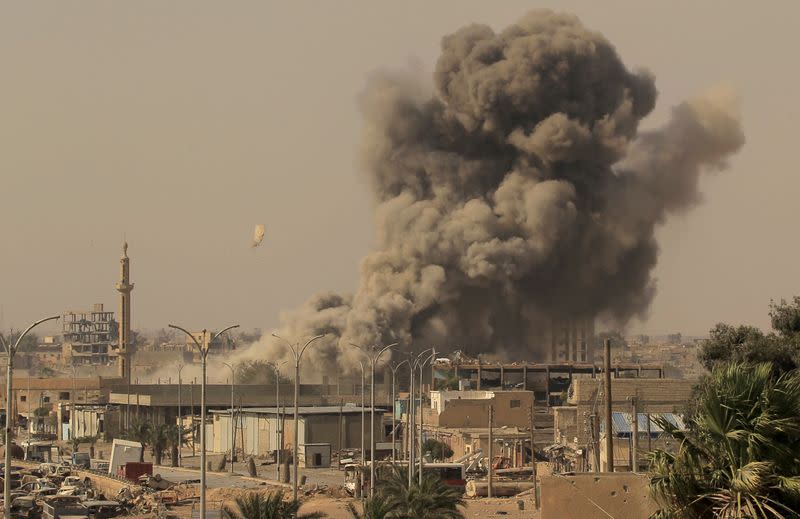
602,412,685,436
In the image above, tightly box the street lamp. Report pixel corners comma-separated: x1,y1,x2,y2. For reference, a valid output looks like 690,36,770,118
388,360,409,462
176,363,185,467
358,360,365,497
169,323,239,519
272,360,287,480
0,314,60,519
349,342,396,497
406,348,432,486
271,333,324,501
415,349,436,486
222,362,236,475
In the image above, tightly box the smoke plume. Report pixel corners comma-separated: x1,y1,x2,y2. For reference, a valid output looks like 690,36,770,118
255,10,744,375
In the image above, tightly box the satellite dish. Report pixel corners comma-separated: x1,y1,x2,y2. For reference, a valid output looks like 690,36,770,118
252,224,266,247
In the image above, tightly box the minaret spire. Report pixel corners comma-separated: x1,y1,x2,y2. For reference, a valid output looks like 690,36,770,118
115,242,134,381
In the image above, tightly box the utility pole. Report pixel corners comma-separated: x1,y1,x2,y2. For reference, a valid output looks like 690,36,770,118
603,338,614,472
1,315,60,519
190,380,195,457
590,413,600,473
487,404,494,498
223,362,236,474
272,333,325,502
170,323,239,519
528,402,539,509
177,363,184,467
389,361,408,462
338,399,343,470
630,396,639,473
349,341,396,497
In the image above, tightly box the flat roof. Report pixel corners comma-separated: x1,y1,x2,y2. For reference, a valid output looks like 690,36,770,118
210,406,378,416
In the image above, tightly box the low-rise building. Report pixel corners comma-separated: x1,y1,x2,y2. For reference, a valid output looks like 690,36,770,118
209,405,382,459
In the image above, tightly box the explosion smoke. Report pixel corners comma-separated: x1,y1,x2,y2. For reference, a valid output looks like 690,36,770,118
255,10,744,376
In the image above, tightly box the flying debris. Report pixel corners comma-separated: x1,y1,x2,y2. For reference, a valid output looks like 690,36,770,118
252,224,265,248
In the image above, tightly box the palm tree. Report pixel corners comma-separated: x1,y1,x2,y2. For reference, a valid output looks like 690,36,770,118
376,465,464,519
345,495,394,519
120,418,152,462
149,423,171,466
220,491,325,519
649,362,800,518
165,425,188,467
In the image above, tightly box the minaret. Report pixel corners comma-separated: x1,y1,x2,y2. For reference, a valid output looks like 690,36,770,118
115,242,134,381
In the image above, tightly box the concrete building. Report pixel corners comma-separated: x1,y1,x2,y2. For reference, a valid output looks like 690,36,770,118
105,382,383,436
61,304,115,366
432,360,664,406
551,377,695,472
599,412,685,472
548,317,596,362
209,406,382,459
67,404,122,441
430,390,534,429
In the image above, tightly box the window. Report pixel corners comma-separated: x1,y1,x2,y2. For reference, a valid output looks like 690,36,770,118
43,396,51,403
510,399,521,408
59,392,70,400
20,396,26,402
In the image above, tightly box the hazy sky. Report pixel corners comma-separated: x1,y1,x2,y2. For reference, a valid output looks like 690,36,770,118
2,1,798,338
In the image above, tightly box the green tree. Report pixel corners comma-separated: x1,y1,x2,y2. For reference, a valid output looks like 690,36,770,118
770,297,800,337
120,418,152,462
376,465,465,519
165,425,189,467
1,330,38,352
149,423,171,466
699,324,800,375
422,439,453,461
649,363,800,518
346,495,394,519
235,360,287,385
220,491,325,519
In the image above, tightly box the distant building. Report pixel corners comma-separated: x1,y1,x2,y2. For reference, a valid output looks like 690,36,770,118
61,303,116,366
548,318,596,362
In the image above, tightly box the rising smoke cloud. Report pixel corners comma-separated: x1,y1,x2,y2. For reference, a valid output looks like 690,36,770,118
253,9,744,377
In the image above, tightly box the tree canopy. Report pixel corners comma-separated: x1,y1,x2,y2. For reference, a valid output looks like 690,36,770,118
699,298,800,373
649,362,800,518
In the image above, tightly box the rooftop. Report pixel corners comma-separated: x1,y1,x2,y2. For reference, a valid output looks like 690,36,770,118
211,405,379,416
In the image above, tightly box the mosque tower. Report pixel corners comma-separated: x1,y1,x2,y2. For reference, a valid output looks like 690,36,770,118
115,242,134,380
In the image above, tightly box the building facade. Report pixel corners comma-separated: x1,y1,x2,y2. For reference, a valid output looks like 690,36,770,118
61,303,116,366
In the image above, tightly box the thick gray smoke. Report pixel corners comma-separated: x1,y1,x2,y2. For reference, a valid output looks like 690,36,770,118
256,10,744,376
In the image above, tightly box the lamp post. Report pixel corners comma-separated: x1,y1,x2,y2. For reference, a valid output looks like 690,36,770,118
271,333,324,501
349,342,396,497
70,365,77,441
169,324,239,519
1,315,60,519
358,360,365,497
272,360,287,480
388,360,409,462
415,350,436,486
407,348,432,486
222,362,236,474
176,363,185,467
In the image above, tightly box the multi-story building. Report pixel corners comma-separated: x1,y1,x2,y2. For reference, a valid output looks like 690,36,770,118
61,303,116,366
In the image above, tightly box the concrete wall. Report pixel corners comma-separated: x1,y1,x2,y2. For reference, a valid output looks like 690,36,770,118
438,391,533,428
541,473,657,519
